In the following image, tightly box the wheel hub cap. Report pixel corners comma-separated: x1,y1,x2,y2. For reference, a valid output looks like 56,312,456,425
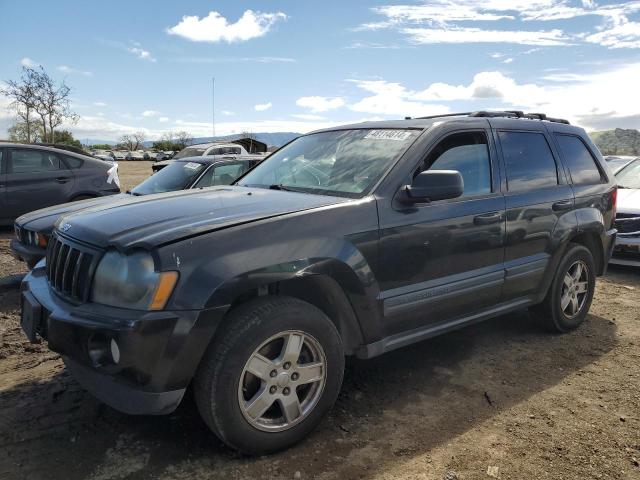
238,330,327,432
560,260,590,319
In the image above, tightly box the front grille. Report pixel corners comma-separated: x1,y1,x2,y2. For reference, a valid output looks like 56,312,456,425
15,225,37,246
46,233,100,302
615,214,640,235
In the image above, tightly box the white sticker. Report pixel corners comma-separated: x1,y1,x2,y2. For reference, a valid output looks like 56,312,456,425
364,130,412,141
183,162,201,170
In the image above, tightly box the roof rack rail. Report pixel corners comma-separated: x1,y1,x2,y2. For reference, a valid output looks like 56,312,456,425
405,111,570,124
412,112,473,120
469,110,570,124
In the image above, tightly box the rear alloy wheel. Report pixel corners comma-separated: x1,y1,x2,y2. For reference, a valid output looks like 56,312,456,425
194,296,344,454
531,243,596,332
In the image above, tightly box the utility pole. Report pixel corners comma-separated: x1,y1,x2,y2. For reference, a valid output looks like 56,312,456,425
212,77,216,140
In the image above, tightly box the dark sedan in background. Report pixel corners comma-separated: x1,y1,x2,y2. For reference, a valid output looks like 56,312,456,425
1,144,120,227
11,155,261,267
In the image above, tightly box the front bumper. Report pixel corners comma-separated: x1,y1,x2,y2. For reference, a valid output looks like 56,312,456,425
21,264,228,415
610,234,640,267
9,239,45,268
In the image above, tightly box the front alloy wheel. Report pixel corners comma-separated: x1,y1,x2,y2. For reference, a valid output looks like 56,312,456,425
238,331,326,432
194,296,344,454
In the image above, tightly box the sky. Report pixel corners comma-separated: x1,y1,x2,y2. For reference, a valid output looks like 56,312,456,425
1,0,639,142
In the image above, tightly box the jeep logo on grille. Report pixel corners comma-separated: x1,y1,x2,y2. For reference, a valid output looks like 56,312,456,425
60,223,72,232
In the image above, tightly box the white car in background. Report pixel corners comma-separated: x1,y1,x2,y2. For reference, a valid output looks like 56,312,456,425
611,158,640,266
605,155,637,174
126,150,147,161
112,150,129,160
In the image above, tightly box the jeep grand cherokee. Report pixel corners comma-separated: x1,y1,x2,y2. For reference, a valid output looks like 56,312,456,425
20,111,617,454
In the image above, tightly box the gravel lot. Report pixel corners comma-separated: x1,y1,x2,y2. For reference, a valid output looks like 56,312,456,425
0,161,639,479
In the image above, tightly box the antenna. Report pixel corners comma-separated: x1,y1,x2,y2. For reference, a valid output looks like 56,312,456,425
212,77,216,139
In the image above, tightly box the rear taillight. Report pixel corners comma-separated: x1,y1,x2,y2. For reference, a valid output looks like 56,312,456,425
612,187,618,222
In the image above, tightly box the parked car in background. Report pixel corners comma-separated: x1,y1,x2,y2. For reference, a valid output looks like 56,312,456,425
154,143,264,172
604,155,637,174
20,111,616,454
155,151,174,161
10,155,261,267
126,150,147,161
173,142,248,160
112,150,129,161
91,150,116,163
0,143,119,228
610,158,640,266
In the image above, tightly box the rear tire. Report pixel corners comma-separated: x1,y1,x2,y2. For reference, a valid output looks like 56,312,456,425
194,296,344,455
531,243,596,332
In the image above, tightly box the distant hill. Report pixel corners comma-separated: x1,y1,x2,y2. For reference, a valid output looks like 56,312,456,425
590,128,640,156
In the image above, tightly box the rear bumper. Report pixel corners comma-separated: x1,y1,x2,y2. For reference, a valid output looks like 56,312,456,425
9,239,45,268
21,265,228,415
610,234,640,267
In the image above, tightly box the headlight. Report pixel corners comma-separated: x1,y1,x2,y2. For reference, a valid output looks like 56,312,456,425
91,250,178,310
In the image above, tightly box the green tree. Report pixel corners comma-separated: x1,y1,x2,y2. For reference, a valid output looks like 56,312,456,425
8,121,43,143
52,129,82,148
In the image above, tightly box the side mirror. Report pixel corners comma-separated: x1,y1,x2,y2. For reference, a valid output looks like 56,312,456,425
399,170,464,204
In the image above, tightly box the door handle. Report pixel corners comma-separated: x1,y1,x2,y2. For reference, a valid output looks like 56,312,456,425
55,177,70,183
474,212,503,225
552,200,573,211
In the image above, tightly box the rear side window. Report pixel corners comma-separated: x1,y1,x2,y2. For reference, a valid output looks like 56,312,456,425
499,131,558,191
10,148,62,173
554,135,602,185
63,155,84,169
0,150,4,173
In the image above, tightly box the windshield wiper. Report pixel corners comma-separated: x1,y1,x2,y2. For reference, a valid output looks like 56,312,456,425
268,184,300,192
127,190,143,196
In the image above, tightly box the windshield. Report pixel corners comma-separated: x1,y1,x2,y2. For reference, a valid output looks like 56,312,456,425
238,129,418,197
616,159,640,189
173,147,206,159
131,161,206,195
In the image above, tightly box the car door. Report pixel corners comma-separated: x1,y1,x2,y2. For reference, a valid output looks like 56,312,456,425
5,147,75,219
493,125,575,301
377,128,506,336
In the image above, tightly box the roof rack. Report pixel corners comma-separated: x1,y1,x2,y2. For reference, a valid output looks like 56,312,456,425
408,110,570,125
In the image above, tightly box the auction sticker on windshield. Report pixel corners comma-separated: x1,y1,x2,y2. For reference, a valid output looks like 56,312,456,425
364,130,413,141
184,162,201,170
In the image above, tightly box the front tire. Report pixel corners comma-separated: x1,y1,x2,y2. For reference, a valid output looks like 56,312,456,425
531,243,596,332
194,296,344,454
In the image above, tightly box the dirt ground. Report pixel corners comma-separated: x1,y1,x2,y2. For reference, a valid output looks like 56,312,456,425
0,163,639,479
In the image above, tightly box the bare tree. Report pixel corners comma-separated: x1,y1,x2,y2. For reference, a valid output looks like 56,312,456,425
32,68,78,143
132,131,146,150
174,131,193,150
1,67,39,143
118,134,136,151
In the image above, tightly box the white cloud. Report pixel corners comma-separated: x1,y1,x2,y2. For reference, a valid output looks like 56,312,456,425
348,79,451,117
20,57,39,67
158,117,170,123
403,27,569,46
358,1,640,48
221,110,236,116
167,10,287,43
142,110,161,117
93,101,108,107
254,102,273,112
128,46,156,62
291,114,327,121
347,63,640,129
296,96,346,113
57,65,93,76
176,56,295,64
503,57,514,64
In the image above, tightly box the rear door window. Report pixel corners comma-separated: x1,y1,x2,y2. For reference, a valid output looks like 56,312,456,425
63,154,84,169
10,148,63,173
498,131,558,191
554,134,603,185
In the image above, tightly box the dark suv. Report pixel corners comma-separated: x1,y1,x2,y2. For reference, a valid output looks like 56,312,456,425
20,112,617,454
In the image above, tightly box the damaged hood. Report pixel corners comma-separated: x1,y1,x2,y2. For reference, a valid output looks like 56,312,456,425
55,186,347,250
